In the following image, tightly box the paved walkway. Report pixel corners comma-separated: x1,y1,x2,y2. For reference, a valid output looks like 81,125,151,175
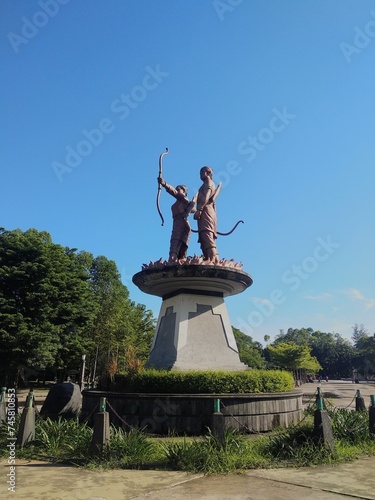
2,381,374,499
302,379,375,410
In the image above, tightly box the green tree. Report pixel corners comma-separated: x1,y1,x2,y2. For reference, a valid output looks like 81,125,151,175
352,323,368,345
273,327,356,378
352,324,375,377
310,331,355,379
84,254,155,379
267,342,321,380
274,327,314,346
232,327,265,368
0,228,97,386
0,228,156,387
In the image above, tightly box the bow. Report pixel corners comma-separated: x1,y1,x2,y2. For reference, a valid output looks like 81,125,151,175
191,220,244,236
217,220,244,236
157,147,169,226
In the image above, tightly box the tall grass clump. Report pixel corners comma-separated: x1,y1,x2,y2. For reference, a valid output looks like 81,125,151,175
162,428,269,473
329,408,370,444
34,417,93,461
262,422,336,467
88,426,159,469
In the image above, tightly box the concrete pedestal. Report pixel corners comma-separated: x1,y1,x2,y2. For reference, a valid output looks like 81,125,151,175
132,265,253,371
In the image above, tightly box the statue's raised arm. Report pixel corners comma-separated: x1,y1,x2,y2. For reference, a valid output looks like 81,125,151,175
157,158,196,263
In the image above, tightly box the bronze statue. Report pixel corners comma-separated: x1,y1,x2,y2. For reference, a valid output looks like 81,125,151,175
157,176,196,263
193,166,220,264
156,150,244,266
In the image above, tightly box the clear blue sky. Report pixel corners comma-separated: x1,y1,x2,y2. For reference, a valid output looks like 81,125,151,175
1,0,374,345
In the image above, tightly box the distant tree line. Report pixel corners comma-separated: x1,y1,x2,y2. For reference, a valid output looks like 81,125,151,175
234,325,375,380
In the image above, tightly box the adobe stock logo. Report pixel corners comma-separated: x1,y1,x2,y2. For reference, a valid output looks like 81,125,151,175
340,10,375,63
213,0,243,21
214,106,296,188
51,65,169,182
237,107,296,163
7,0,71,54
236,236,340,336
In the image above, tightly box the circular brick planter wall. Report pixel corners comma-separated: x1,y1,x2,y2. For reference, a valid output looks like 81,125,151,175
82,390,303,434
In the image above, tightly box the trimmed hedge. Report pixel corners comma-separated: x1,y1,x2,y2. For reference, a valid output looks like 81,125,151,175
108,369,294,394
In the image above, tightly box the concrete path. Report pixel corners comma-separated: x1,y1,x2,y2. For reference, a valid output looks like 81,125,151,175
2,381,374,499
2,456,375,500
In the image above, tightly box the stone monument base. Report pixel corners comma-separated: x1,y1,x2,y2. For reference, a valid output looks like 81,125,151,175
132,265,253,371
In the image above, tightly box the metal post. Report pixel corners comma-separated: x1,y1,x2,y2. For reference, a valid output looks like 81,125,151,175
17,390,35,447
0,387,6,402
214,398,220,413
99,397,106,412
80,354,86,391
313,386,335,450
356,389,366,411
212,398,225,445
0,387,6,426
91,396,110,455
316,387,323,410
369,396,375,435
27,390,34,407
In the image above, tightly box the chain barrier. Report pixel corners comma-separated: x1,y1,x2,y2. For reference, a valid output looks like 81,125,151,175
80,401,100,424
298,387,320,427
337,393,357,410
11,387,374,444
304,388,319,407
219,400,260,434
105,399,140,432
304,387,359,412
308,388,371,435
295,406,313,427
319,390,356,411
105,398,213,435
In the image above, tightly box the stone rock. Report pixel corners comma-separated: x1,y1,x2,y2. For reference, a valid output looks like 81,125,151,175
40,382,82,419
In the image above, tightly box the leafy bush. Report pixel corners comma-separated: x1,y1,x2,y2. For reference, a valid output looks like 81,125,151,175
111,369,294,394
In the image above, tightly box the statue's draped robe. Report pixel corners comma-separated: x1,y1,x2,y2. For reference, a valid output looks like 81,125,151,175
197,178,217,255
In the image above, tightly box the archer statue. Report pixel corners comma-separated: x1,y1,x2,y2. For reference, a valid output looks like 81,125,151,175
156,149,244,265
157,149,196,263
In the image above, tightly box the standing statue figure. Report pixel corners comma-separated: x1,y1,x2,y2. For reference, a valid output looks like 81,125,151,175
158,176,196,263
194,166,220,263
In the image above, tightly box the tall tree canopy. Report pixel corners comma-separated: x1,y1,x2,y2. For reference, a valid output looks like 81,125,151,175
0,228,97,385
232,327,265,368
83,253,154,378
267,341,321,375
0,228,154,386
351,324,375,377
